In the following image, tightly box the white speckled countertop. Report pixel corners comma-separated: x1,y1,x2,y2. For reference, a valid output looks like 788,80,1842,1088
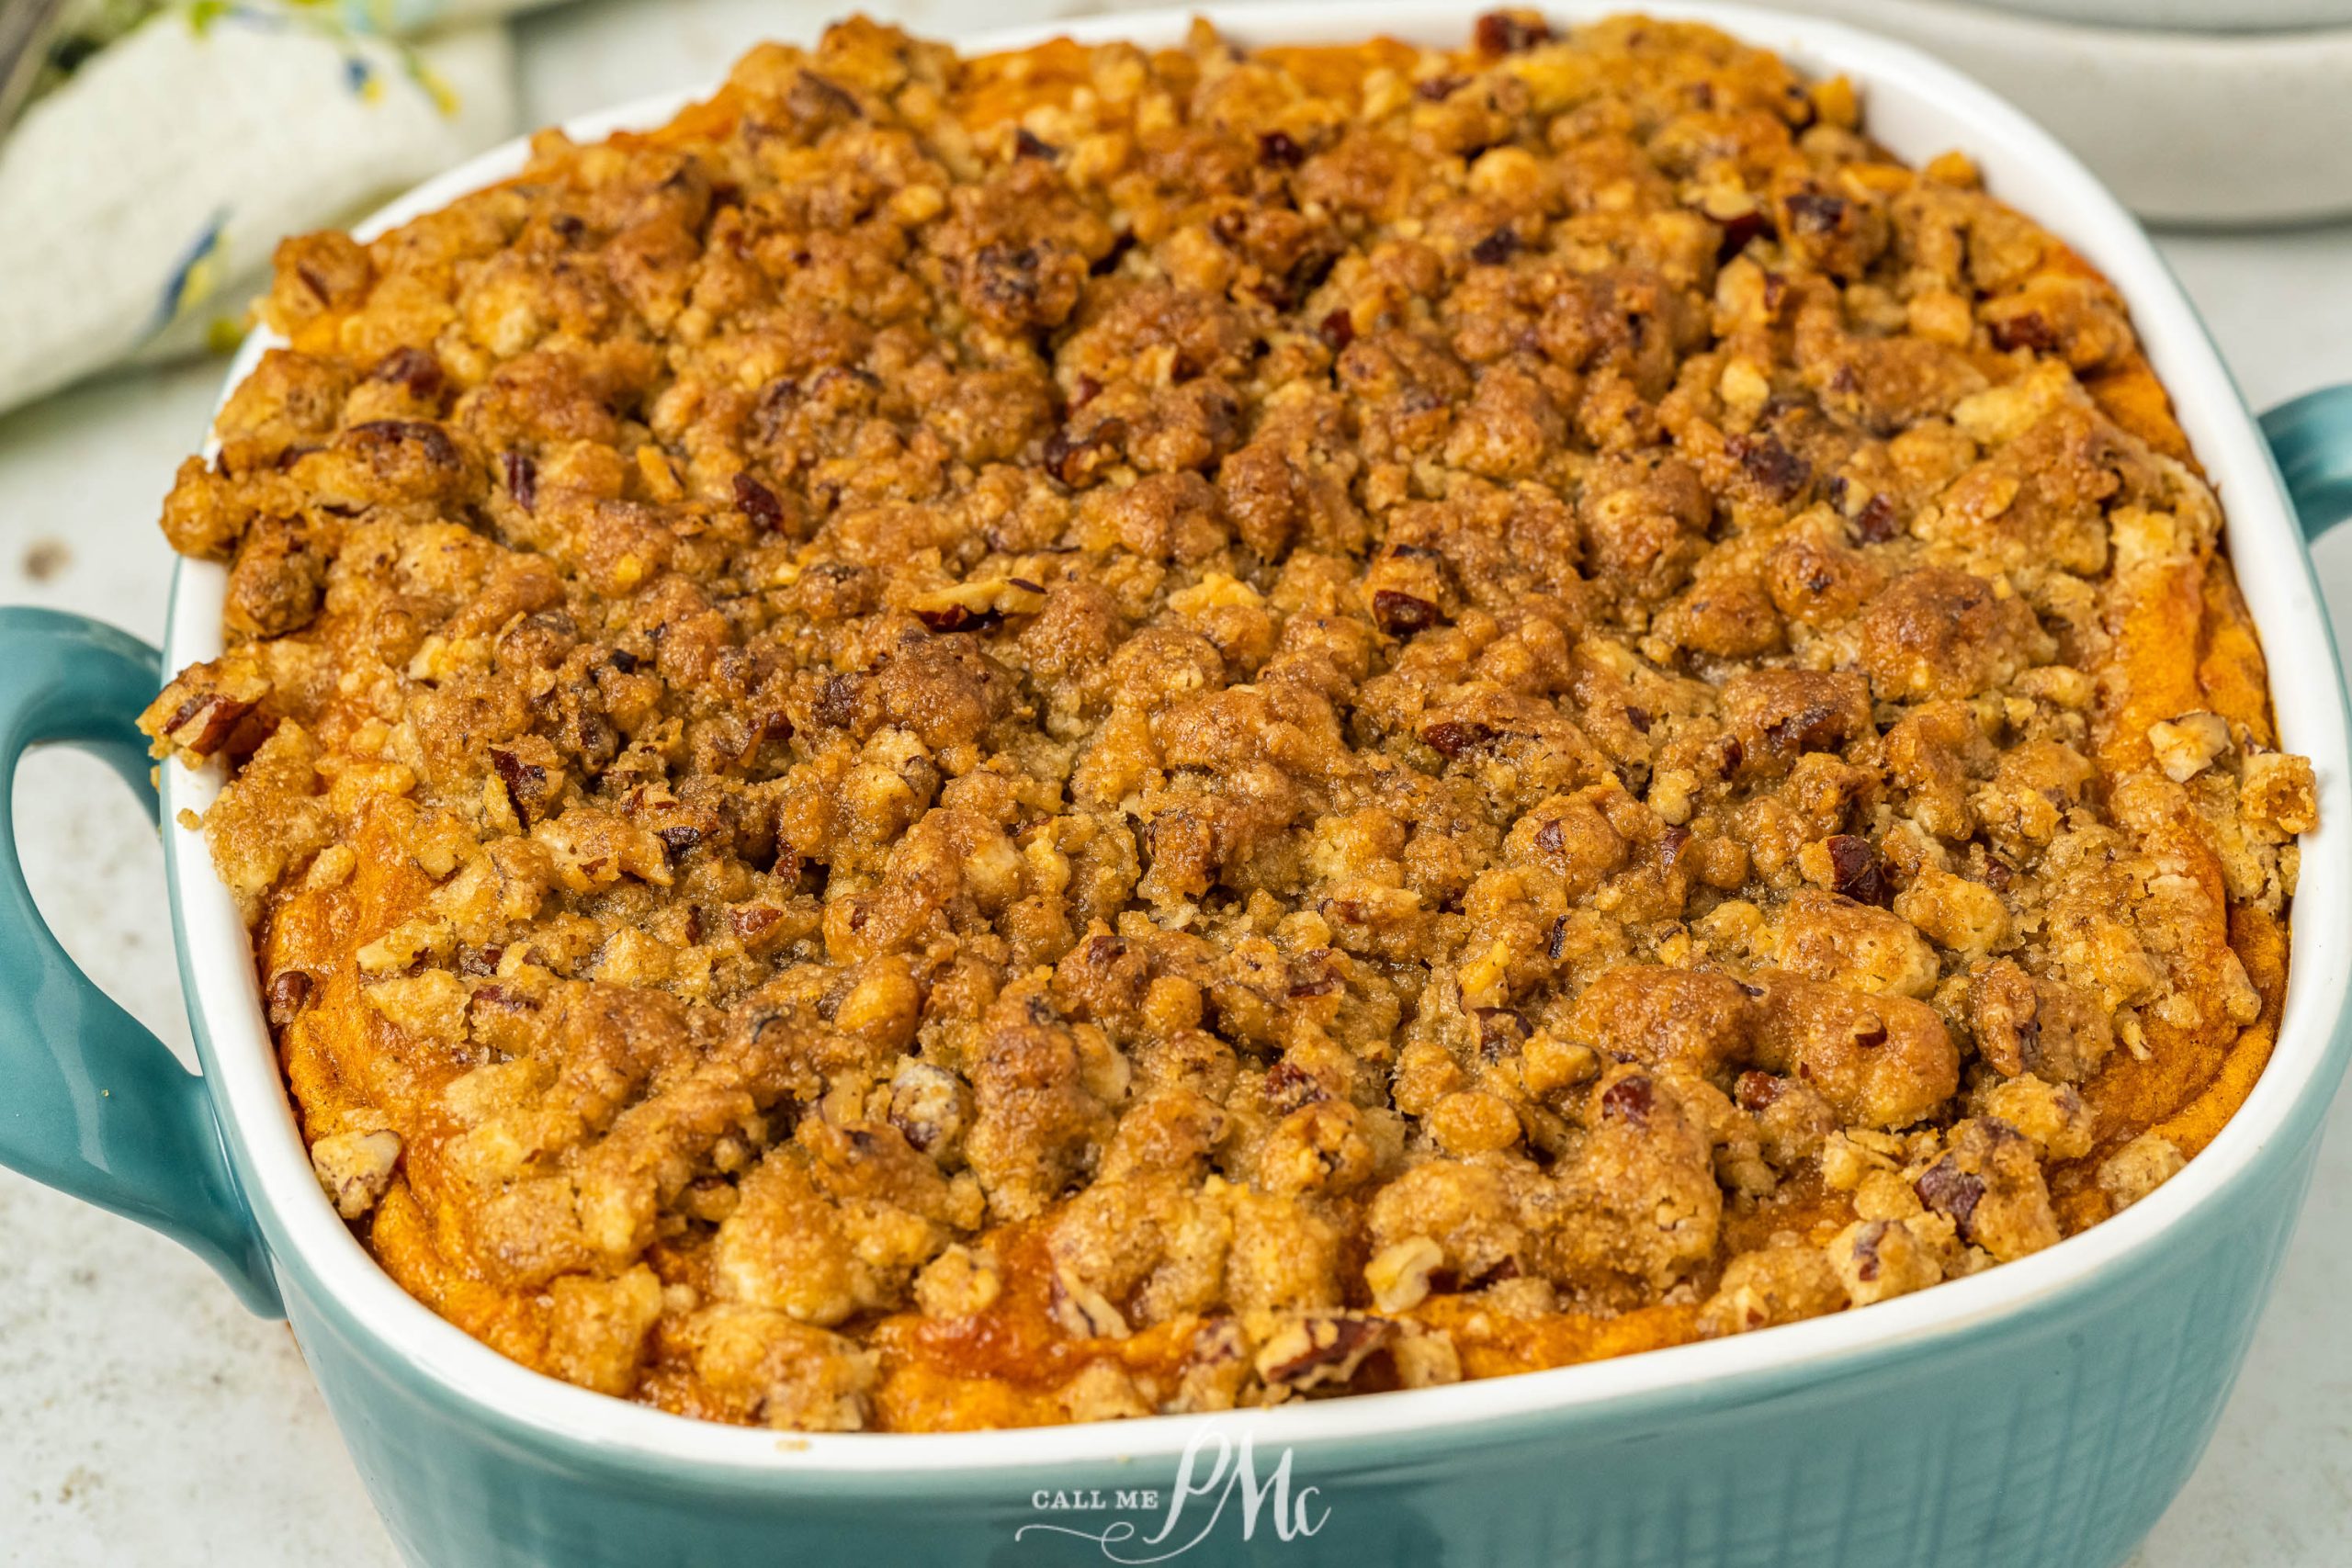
1,3,2348,1562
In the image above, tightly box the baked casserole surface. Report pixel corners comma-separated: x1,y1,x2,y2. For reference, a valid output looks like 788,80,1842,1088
144,12,2317,1431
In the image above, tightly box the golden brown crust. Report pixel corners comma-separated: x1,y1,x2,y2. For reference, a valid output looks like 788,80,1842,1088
143,11,2312,1431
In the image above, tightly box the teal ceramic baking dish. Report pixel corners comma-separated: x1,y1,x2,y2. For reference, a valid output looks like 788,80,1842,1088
3,5,2350,1563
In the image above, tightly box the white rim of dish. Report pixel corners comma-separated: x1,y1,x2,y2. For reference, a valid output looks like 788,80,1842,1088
159,0,2352,1473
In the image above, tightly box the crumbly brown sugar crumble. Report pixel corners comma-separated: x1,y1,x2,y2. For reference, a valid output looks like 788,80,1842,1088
144,12,2316,1431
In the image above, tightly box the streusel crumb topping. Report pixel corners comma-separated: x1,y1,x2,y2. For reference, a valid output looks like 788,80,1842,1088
145,12,2312,1430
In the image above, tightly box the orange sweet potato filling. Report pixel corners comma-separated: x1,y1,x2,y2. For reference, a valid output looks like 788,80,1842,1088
144,13,2315,1430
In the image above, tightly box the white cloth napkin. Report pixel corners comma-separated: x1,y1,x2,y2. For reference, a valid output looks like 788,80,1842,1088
0,2,554,415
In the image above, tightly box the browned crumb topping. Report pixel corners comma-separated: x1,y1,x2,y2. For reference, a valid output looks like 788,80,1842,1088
144,12,2312,1432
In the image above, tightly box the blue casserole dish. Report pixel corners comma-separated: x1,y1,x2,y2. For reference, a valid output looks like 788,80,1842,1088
1,5,2348,1563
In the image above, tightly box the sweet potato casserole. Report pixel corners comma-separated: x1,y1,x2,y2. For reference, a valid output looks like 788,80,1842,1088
143,12,2318,1432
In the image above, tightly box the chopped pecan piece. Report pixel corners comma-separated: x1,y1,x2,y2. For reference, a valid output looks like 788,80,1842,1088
1254,1314,1393,1392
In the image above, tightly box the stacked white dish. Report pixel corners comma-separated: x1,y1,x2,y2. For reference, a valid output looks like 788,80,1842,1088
1770,0,2352,223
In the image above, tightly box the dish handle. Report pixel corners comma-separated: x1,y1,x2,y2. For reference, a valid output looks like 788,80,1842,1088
0,607,280,1315
2264,384,2352,540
